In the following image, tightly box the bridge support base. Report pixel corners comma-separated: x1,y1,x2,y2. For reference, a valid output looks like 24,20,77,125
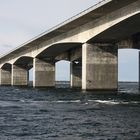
82,43,118,90
33,58,55,87
70,60,82,88
12,65,28,86
139,51,140,89
0,69,11,85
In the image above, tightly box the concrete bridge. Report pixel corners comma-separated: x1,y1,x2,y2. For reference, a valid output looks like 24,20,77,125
0,0,140,90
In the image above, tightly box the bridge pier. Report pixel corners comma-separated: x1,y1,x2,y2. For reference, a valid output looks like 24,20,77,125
70,60,82,88
12,65,28,86
138,51,140,89
33,58,55,87
82,43,118,90
0,69,11,85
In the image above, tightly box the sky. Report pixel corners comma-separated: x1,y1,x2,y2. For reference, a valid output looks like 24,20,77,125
0,0,139,81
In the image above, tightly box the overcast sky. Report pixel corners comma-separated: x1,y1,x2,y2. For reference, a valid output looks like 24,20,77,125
0,0,139,81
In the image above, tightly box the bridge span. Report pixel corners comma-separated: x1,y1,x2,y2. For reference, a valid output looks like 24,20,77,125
0,0,140,90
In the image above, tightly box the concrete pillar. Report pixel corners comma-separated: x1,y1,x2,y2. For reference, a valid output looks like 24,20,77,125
33,58,55,87
82,43,118,90
12,65,28,86
139,51,140,89
70,61,82,88
0,69,11,85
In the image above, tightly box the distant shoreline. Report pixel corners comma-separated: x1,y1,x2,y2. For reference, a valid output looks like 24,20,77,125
119,81,138,83
28,81,139,86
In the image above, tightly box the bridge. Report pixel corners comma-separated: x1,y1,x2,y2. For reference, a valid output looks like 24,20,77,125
0,0,140,90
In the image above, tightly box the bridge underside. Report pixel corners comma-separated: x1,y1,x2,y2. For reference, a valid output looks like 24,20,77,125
0,31,140,90
0,1,140,91
89,13,140,49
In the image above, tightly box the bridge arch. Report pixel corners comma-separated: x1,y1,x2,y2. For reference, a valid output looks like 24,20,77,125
0,63,12,85
13,56,33,70
36,42,82,61
0,1,139,90
12,56,33,86
1,63,12,70
33,42,82,88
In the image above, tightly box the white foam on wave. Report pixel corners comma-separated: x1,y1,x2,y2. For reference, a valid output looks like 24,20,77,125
24,100,81,105
129,101,139,104
93,100,119,105
18,99,140,106
20,99,25,102
88,100,139,105
53,100,81,103
14,88,20,91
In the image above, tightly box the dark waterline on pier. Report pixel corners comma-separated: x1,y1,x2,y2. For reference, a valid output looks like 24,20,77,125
0,82,140,140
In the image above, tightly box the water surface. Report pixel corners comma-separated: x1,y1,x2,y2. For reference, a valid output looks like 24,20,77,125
0,82,140,140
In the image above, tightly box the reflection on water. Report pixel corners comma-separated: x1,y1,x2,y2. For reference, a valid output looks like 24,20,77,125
0,82,140,140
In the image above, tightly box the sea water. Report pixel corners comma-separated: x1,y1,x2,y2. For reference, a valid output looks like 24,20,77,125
0,82,140,140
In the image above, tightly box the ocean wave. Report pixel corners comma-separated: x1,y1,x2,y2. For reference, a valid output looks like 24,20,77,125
2,99,138,106
0,101,20,107
52,100,81,103
19,100,81,105
88,100,139,105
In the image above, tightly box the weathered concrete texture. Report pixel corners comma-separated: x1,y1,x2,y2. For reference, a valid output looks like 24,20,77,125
55,52,69,61
139,51,140,89
70,47,82,61
0,69,11,85
82,43,118,90
33,58,55,87
12,65,28,86
117,38,133,49
70,61,82,88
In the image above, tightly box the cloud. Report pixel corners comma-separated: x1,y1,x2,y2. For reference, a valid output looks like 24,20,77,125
0,0,100,57
0,44,13,56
